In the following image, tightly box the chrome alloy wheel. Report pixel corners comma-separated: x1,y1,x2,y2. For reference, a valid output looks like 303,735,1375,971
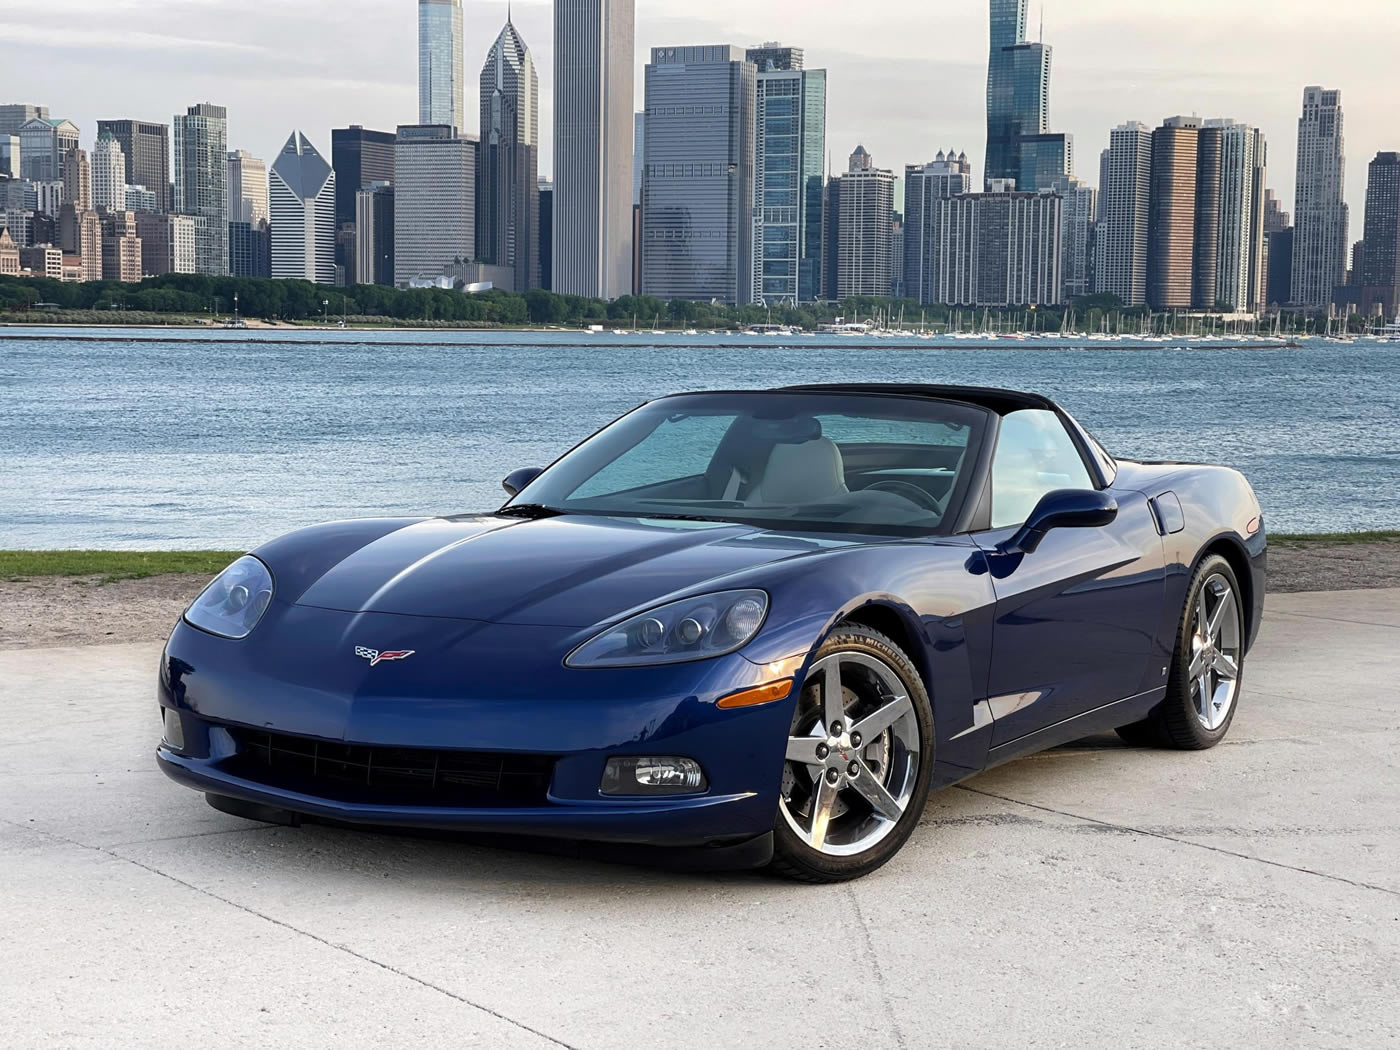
1190,572,1242,731
779,652,922,857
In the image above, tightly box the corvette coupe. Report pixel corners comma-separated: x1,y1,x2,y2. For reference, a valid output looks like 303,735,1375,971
158,385,1266,882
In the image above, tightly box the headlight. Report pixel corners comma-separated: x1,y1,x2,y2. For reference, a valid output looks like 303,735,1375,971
184,555,274,640
567,589,769,668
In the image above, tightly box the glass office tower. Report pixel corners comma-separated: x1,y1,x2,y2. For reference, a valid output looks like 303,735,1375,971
751,60,826,304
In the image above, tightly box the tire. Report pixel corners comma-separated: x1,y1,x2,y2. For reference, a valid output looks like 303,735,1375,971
769,625,935,883
1116,553,1246,751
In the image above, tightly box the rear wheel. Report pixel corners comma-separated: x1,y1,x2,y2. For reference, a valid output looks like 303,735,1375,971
770,626,934,883
1116,554,1245,750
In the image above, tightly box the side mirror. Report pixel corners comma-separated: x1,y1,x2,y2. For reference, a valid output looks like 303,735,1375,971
997,489,1118,556
502,467,545,498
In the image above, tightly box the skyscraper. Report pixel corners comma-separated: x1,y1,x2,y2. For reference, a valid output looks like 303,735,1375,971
1148,116,1200,311
1214,121,1268,312
1052,174,1097,300
918,182,1063,306
99,208,143,282
537,177,554,290
1359,152,1400,319
18,118,79,182
92,132,127,212
330,129,395,232
0,104,48,136
354,182,395,286
478,17,540,292
174,103,229,275
750,46,825,304
1290,86,1348,308
553,0,634,298
419,0,465,132
984,0,1068,191
640,45,755,304
62,147,91,212
97,120,171,213
904,151,973,305
269,132,337,283
394,124,475,284
226,149,269,227
1096,122,1153,307
835,147,896,299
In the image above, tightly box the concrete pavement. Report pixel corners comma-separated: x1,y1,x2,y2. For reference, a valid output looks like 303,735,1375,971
2,591,1398,1049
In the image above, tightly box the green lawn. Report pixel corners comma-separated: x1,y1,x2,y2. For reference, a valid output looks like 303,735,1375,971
0,550,243,585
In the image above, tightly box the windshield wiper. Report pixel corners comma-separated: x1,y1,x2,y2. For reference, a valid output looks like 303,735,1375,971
498,504,566,520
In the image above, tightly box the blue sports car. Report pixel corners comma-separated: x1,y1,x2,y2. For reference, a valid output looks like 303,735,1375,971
158,385,1266,882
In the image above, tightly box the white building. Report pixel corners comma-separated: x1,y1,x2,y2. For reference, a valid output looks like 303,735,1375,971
552,0,634,298
1209,120,1268,312
173,103,229,275
124,185,157,213
394,124,475,285
92,132,127,212
835,148,896,299
269,131,336,283
1290,86,1348,307
227,149,269,228
419,0,465,131
1095,121,1153,306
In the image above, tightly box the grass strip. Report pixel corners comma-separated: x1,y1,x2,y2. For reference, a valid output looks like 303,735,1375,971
0,550,244,585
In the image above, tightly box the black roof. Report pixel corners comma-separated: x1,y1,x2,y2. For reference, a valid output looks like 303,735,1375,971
779,384,1058,416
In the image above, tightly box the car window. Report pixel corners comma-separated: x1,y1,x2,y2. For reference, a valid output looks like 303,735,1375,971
990,410,1095,529
572,414,737,498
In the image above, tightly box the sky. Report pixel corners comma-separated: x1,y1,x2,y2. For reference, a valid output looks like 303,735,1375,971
3,0,1396,219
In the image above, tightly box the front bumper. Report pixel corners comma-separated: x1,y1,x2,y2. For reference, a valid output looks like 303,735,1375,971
157,611,798,849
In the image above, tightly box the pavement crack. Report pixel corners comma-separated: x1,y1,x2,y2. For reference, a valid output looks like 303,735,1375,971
846,885,907,1049
1268,610,1400,631
955,786,1400,899
0,816,581,1049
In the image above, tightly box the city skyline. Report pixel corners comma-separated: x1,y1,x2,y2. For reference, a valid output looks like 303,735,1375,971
4,0,1393,215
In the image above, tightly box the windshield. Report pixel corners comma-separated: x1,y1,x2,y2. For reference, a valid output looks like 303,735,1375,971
508,392,988,534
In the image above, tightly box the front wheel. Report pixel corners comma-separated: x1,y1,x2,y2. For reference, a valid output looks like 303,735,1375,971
770,625,934,883
1117,553,1246,750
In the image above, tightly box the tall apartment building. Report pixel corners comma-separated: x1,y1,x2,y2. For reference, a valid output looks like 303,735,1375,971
1053,174,1097,300
18,118,78,182
1215,121,1268,312
394,124,475,284
59,203,102,281
0,134,18,179
1095,122,1153,306
478,17,540,292
92,132,126,212
96,120,171,214
62,147,91,212
1147,116,1199,310
537,177,553,290
750,45,826,304
269,132,336,284
174,103,229,275
1263,189,1290,234
100,209,142,282
904,151,974,304
640,45,755,304
226,149,269,227
553,0,634,298
834,147,896,299
354,181,395,286
915,182,1062,306
1290,87,1348,308
137,211,197,275
1359,152,1400,319
419,0,465,131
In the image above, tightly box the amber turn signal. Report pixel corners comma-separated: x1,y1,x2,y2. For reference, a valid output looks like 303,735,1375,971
716,679,794,710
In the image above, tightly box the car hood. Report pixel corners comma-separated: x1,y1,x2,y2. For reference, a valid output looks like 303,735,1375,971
291,514,867,628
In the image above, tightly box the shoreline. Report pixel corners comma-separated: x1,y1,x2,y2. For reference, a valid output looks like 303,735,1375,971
3,536,1396,651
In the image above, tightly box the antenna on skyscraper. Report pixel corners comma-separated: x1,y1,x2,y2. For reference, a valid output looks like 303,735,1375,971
1039,4,1044,43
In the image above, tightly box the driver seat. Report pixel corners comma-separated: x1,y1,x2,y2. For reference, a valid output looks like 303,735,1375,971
747,438,849,505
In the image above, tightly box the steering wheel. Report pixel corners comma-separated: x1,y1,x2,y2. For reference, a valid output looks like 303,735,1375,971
864,480,945,516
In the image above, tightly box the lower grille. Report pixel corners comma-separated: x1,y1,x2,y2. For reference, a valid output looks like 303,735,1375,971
221,728,556,808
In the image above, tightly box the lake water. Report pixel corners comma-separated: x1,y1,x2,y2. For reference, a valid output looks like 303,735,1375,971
1,326,1396,548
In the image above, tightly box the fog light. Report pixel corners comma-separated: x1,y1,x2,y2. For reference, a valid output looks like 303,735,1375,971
162,708,185,751
601,756,707,796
